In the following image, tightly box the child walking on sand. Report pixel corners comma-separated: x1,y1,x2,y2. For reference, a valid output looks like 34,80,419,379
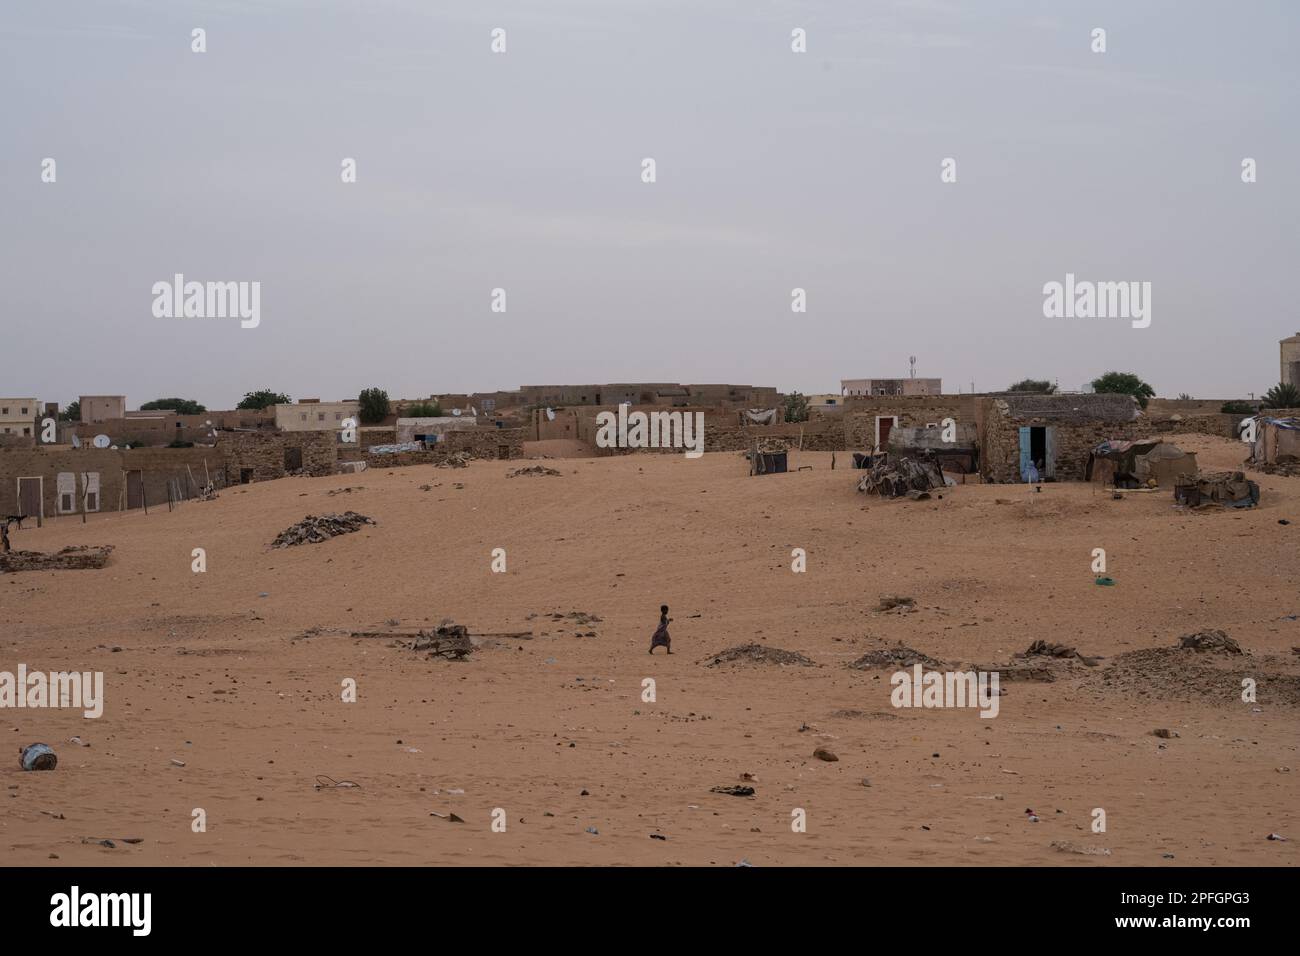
649,605,672,654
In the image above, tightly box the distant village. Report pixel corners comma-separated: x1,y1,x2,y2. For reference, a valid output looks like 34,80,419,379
2,333,1298,521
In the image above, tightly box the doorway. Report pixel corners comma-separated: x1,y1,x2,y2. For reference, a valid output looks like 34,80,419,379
17,477,43,520
284,447,303,472
1018,426,1056,480
875,415,899,452
126,470,145,509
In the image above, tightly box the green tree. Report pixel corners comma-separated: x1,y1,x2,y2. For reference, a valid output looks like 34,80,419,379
358,387,391,424
1008,379,1056,394
404,401,443,418
237,389,290,411
1220,400,1256,415
58,400,80,422
1090,371,1156,409
141,397,207,415
1176,393,1193,401
783,391,810,423
1261,382,1300,409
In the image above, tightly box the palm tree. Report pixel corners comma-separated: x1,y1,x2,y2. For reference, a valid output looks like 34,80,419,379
1261,382,1300,409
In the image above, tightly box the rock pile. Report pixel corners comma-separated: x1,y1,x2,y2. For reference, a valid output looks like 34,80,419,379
848,643,945,670
436,452,472,469
508,466,562,478
1177,629,1242,655
271,512,375,548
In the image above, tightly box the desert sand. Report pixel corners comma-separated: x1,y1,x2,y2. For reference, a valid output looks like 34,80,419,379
2,433,1297,866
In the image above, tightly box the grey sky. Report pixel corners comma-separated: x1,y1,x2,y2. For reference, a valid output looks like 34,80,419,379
2,0,1296,408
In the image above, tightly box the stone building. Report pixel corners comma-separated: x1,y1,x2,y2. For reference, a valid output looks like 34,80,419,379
977,393,1144,483
841,378,943,397
273,400,359,432
0,398,39,440
1282,333,1300,389
79,395,126,422
221,430,337,484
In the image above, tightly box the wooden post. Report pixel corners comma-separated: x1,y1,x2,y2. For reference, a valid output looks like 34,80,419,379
186,465,198,497
142,474,148,515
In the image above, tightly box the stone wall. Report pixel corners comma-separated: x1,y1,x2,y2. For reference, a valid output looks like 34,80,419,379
362,427,525,467
221,431,337,485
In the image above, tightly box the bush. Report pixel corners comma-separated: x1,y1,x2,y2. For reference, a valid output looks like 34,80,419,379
1091,371,1156,409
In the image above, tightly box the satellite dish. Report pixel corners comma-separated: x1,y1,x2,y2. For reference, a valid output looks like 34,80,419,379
93,434,110,449
71,434,82,448
452,408,462,416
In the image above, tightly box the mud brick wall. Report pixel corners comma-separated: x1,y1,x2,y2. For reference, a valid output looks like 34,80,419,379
221,431,337,484
0,446,224,516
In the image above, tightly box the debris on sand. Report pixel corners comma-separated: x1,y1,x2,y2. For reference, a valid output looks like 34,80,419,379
1177,629,1242,655
1051,840,1112,857
849,643,945,671
508,465,562,478
876,594,916,612
1151,728,1180,739
857,456,947,498
326,486,365,496
813,747,839,762
412,622,474,660
1016,640,1101,667
436,452,472,469
19,743,57,771
710,785,755,797
271,512,375,548
0,545,114,573
707,644,815,667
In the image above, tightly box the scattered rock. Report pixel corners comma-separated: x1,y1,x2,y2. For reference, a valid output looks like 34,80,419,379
711,785,755,797
876,595,916,612
1150,728,1179,739
707,644,815,667
1051,840,1112,856
508,466,562,478
813,747,838,762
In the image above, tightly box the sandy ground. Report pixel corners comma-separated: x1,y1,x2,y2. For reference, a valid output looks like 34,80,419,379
1,434,1297,866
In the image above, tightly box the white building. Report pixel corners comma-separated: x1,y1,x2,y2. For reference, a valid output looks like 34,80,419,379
273,400,361,432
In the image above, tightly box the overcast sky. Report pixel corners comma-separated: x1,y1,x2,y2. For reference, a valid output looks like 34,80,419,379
2,0,1297,409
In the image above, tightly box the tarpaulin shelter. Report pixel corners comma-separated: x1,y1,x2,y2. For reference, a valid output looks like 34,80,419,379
1087,439,1198,489
1249,417,1300,472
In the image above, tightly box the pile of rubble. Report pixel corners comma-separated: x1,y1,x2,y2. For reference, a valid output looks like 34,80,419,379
848,643,945,670
508,466,562,478
0,545,115,573
707,643,815,667
857,456,947,499
412,622,474,660
436,452,472,469
1177,629,1242,655
271,512,375,548
1015,639,1101,667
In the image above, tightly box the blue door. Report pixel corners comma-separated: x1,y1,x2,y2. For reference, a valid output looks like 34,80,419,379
1018,427,1032,481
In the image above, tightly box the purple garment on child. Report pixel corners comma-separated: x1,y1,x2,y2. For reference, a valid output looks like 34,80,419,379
650,621,670,647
